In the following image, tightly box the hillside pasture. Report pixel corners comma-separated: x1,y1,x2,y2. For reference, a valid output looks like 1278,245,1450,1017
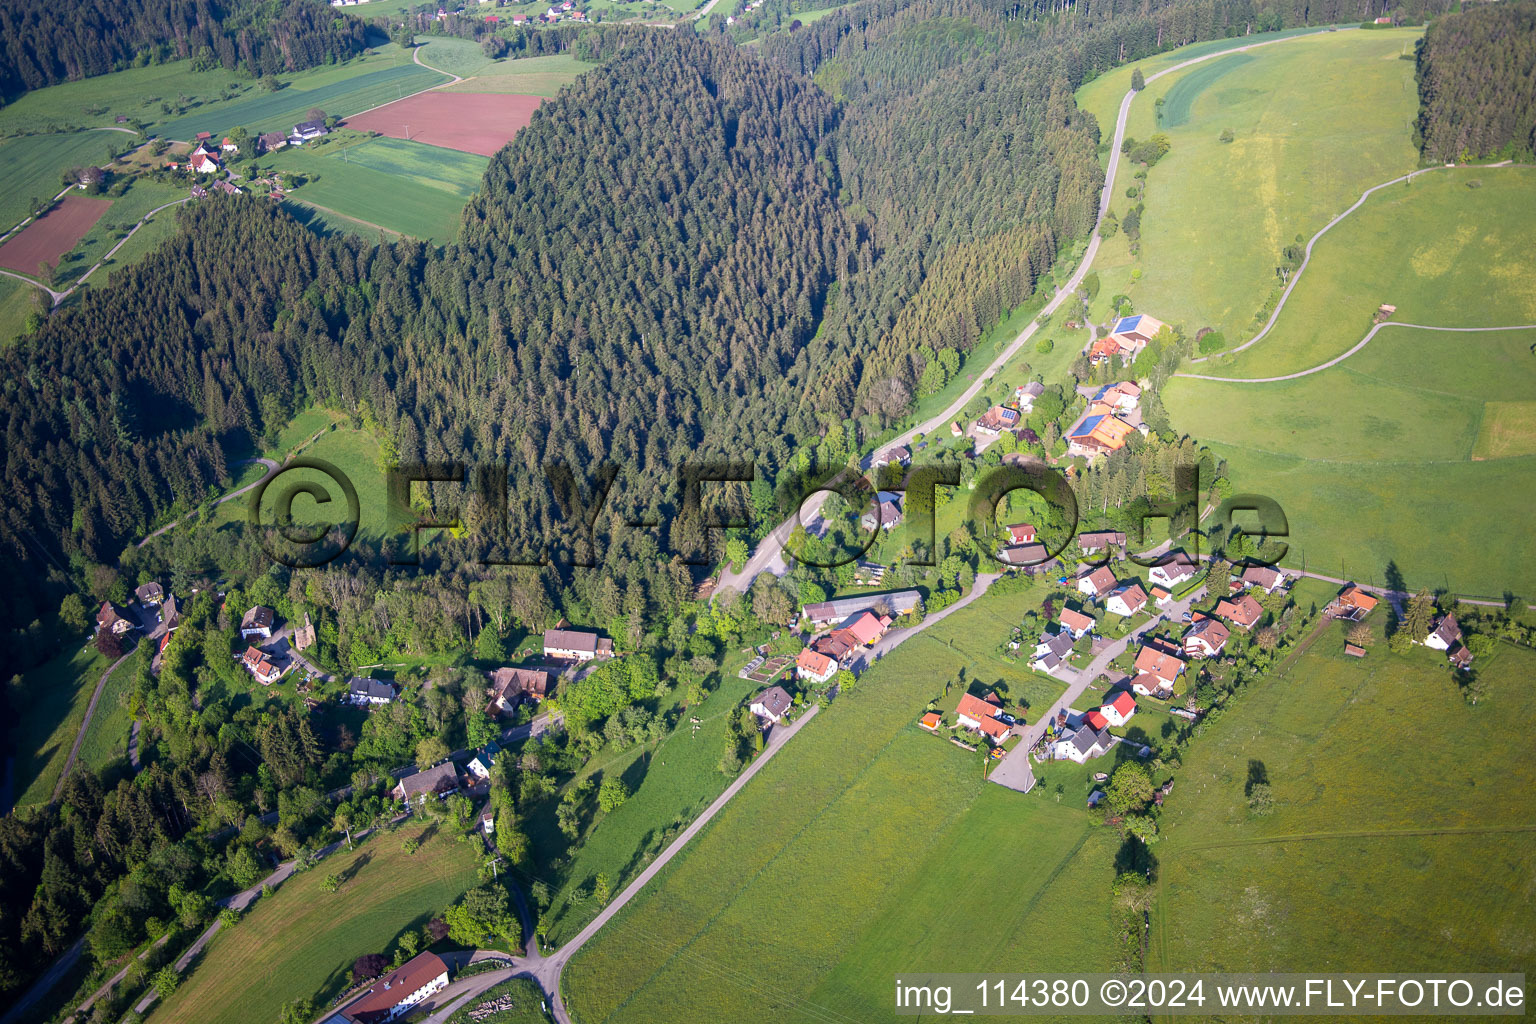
151,821,480,1024
1152,621,1536,975
562,582,1126,1024
343,92,543,157
0,275,43,345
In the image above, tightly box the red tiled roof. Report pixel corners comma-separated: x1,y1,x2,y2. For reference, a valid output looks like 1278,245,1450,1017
343,952,448,1024
1108,690,1137,716
1085,710,1109,731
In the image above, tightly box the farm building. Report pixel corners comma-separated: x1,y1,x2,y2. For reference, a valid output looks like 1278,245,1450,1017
802,591,922,629
543,628,613,662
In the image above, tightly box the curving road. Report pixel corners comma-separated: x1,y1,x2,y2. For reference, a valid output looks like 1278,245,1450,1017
1176,321,1536,382
136,457,278,547
717,27,1340,597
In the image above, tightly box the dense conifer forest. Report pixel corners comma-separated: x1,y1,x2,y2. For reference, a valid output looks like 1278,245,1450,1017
1415,0,1536,162
0,0,371,100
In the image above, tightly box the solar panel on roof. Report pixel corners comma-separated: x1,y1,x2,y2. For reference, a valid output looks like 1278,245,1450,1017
1114,314,1143,332
1070,414,1104,438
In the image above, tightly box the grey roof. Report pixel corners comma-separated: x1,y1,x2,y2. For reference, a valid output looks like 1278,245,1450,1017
1431,613,1461,646
1078,531,1126,550
348,676,396,700
802,590,922,622
135,582,164,603
1037,630,1074,660
1000,543,1048,565
1019,381,1045,397
544,628,608,654
1071,726,1112,756
396,761,458,799
241,605,274,630
752,685,793,718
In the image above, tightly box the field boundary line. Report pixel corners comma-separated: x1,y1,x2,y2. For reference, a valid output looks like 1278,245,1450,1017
1177,322,1536,382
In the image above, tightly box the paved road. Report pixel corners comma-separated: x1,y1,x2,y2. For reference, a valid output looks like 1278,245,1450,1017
1177,321,1536,381
1187,162,1527,365
717,28,1337,598
137,457,279,547
990,583,1207,791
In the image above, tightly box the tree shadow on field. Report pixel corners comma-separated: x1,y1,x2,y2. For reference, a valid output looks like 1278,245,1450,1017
337,851,372,886
1245,759,1268,798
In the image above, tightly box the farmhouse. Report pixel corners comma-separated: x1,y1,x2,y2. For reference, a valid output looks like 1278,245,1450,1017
1105,583,1148,617
749,685,793,723
1078,531,1126,557
872,445,910,468
802,591,922,629
338,951,451,1024
466,741,500,780
795,648,838,684
487,667,551,713
860,491,904,531
348,676,396,705
189,151,219,174
1424,613,1462,651
1078,565,1118,598
1241,565,1288,594
1182,617,1230,658
258,131,288,153
1148,552,1199,588
1049,723,1113,763
1215,593,1264,630
1058,607,1095,639
955,692,1011,744
135,582,164,606
392,762,460,803
1014,381,1045,411
543,628,613,662
96,601,136,635
999,543,1049,567
240,605,275,639
1098,690,1137,727
1003,523,1037,545
1134,641,1187,689
974,405,1021,436
1331,584,1379,621
809,630,857,666
1100,313,1168,360
292,120,329,141
1066,412,1137,459
1032,629,1075,675
241,645,282,685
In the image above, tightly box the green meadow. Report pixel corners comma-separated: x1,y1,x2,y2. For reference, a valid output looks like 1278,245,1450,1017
214,422,398,540
562,582,1128,1024
1152,617,1536,974
8,641,110,809
1075,28,1422,342
269,134,488,242
74,654,138,771
439,52,597,98
0,275,43,345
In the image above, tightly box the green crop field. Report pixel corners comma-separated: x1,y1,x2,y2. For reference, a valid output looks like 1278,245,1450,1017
439,53,596,98
1151,617,1536,974
267,135,488,242
563,582,1127,1024
152,821,481,1024
1163,170,1536,596
0,132,120,233
1074,28,1422,343
7,641,111,809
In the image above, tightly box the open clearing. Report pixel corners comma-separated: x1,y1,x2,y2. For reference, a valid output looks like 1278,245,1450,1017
1163,171,1536,596
562,582,1128,1024
343,92,543,157
1074,28,1422,343
0,275,42,345
0,195,111,277
7,642,110,810
151,821,480,1024
440,53,595,98
1153,618,1536,974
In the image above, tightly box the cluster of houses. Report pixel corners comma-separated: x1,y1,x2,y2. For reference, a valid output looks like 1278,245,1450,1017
166,132,239,175
94,582,183,651
794,591,922,683
1066,380,1148,461
919,689,1019,746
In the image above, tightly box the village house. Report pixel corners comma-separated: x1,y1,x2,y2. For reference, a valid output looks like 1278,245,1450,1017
135,582,164,606
860,491,904,531
795,647,838,685
1241,565,1288,594
1148,552,1199,589
258,130,288,154
1003,523,1037,545
1066,412,1138,459
1098,690,1137,727
1151,586,1171,608
1182,616,1230,658
189,184,208,199
241,645,282,685
1078,565,1118,599
1423,613,1462,651
1058,607,1095,639
1032,629,1075,675
1134,641,1187,691
466,741,500,780
213,180,241,196
749,685,793,723
220,137,239,153
393,762,459,803
159,594,181,634
487,667,550,714
1099,312,1168,361
1049,722,1113,763
1105,583,1148,617
1014,381,1045,412
802,591,922,629
348,676,396,706
810,630,857,666
955,692,1011,745
543,628,614,662
96,601,136,635
1078,531,1126,558
872,445,910,468
240,605,275,640
973,405,1021,436
1215,593,1264,630
1090,381,1141,412
189,147,219,174
999,543,1049,567
1331,584,1379,621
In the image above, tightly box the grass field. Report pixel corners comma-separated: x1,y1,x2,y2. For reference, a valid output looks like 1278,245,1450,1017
49,179,188,287
1074,28,1423,343
562,582,1128,1024
1152,617,1536,974
447,976,550,1024
268,134,488,242
433,48,594,98
0,274,43,345
7,642,111,809
75,655,138,771
1162,170,1536,596
152,821,481,1024
0,132,120,234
